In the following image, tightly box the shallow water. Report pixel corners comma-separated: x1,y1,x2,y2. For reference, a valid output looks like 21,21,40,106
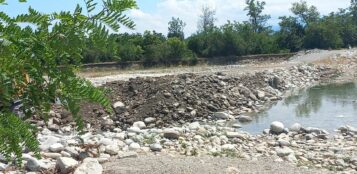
239,82,357,134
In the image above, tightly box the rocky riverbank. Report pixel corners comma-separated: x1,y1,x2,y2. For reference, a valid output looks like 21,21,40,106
2,64,357,174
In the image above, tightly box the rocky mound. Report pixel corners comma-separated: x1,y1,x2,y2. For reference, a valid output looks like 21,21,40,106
81,65,337,129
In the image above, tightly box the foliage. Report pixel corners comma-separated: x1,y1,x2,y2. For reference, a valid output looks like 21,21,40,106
244,0,271,33
168,17,186,40
0,0,136,163
290,0,320,26
198,6,216,32
277,16,305,52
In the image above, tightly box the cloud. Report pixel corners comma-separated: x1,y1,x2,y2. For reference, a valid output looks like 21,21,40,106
124,0,351,35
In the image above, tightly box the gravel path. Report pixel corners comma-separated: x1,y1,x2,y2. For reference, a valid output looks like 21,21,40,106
103,155,332,174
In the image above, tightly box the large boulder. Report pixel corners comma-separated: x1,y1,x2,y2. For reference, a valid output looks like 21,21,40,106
270,121,285,134
74,158,103,174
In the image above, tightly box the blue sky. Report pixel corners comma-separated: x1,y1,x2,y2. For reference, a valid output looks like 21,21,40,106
0,0,352,35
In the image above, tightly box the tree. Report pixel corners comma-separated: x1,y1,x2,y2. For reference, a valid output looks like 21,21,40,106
291,0,320,26
244,0,270,33
277,16,305,52
351,0,357,22
168,17,186,40
0,0,136,163
304,20,343,49
198,6,216,32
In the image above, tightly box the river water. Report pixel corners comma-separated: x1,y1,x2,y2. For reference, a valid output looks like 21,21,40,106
238,82,357,134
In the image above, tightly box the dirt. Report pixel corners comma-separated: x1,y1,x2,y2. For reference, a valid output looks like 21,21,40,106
103,155,332,174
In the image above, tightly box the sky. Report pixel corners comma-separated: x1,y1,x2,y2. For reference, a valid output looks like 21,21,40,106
0,0,352,35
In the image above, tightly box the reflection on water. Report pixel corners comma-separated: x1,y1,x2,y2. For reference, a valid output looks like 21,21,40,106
240,82,357,134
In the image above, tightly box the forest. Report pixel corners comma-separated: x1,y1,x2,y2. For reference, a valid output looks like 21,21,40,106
83,0,357,65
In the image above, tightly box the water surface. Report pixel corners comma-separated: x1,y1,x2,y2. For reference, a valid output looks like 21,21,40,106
239,82,357,134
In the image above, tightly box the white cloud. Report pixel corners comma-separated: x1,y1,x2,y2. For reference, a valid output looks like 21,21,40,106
124,0,351,36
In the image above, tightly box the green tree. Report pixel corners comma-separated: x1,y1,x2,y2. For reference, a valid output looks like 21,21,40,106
168,17,186,40
277,16,305,52
304,20,343,49
0,0,136,163
244,0,270,33
198,6,216,32
291,0,320,26
351,0,357,22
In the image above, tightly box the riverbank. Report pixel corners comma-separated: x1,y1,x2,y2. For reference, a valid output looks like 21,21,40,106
1,49,357,174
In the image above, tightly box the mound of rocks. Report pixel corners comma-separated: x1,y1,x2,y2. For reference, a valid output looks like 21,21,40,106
90,65,336,129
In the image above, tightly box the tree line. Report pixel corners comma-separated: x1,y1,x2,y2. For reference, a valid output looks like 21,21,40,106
83,0,357,64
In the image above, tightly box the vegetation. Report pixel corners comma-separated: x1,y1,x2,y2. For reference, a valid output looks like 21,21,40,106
0,0,136,163
80,0,357,63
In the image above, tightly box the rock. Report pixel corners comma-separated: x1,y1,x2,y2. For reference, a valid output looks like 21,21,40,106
278,139,290,147
305,134,314,140
286,154,297,162
0,163,6,171
49,143,64,153
221,144,236,150
163,129,180,139
303,127,329,135
64,147,79,158
129,143,140,151
144,117,156,124
48,124,60,131
113,101,125,114
102,119,114,127
74,158,103,174
336,159,346,167
100,138,113,146
150,143,163,152
213,112,233,120
263,129,270,134
226,132,246,139
56,157,78,174
231,124,242,128
237,115,253,122
43,152,62,159
289,123,302,132
39,135,61,151
25,156,47,171
188,122,201,130
276,147,294,157
105,145,119,155
127,127,142,134
133,121,146,129
117,151,138,159
270,121,285,134
256,90,265,99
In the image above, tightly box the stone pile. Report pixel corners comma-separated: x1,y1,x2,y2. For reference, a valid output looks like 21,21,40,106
95,65,337,129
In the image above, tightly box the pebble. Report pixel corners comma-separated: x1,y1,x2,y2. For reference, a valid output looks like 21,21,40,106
150,143,163,152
